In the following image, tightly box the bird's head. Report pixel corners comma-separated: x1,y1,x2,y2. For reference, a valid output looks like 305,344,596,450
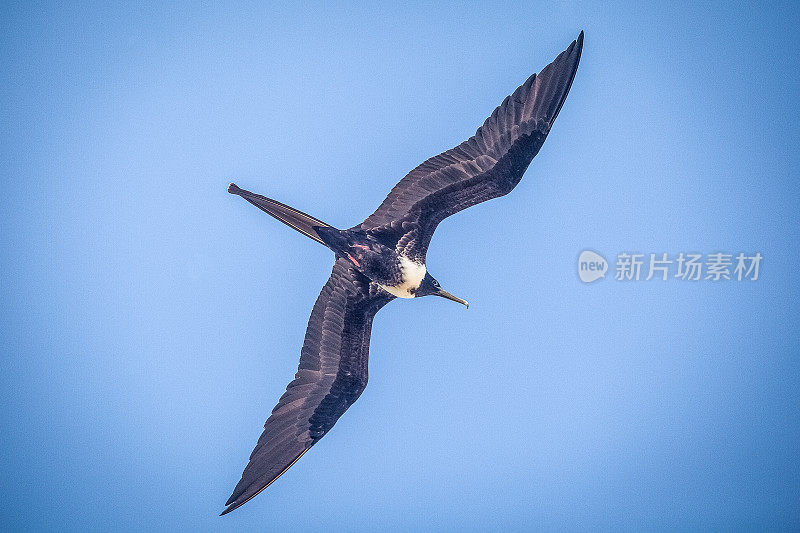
415,272,469,308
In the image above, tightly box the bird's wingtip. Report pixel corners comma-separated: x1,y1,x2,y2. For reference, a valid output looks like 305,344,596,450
227,182,241,195
220,497,242,516
220,489,259,516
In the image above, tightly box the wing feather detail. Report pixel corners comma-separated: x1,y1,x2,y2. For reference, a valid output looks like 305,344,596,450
359,32,583,259
221,259,394,515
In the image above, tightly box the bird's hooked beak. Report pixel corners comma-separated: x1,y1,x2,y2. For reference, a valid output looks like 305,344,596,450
435,289,469,309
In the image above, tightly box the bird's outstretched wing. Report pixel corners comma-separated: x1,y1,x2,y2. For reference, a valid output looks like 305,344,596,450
222,259,394,515
359,32,583,259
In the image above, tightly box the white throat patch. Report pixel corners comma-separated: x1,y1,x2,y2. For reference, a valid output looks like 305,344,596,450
381,256,426,299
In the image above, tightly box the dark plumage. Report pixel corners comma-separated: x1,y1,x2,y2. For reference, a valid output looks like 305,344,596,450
222,259,393,513
222,32,583,515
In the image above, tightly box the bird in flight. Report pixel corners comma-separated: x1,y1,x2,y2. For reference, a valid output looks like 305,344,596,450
222,32,583,515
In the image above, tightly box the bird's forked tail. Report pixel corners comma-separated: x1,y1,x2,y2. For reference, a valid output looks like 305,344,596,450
228,183,333,245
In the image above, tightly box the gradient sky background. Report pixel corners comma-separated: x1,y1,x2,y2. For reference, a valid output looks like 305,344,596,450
2,2,799,531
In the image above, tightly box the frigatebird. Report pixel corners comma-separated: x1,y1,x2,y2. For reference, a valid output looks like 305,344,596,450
222,32,583,515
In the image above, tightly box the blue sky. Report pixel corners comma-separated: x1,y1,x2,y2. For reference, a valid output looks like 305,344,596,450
1,2,799,531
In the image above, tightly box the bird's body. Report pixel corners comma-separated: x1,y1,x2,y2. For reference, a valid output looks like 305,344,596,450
222,32,583,515
315,227,429,299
